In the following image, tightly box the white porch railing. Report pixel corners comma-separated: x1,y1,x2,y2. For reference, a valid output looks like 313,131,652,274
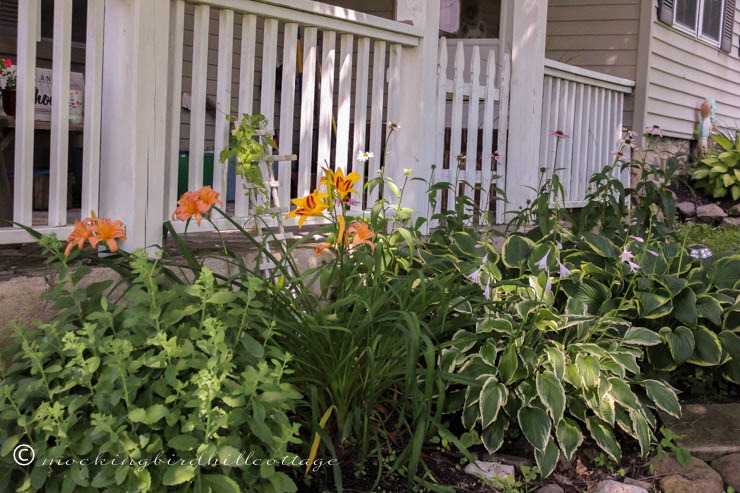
433,38,510,225
0,1,104,244
540,59,635,208
166,0,424,233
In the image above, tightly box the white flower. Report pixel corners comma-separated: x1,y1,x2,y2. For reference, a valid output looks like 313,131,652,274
403,168,413,176
385,121,401,130
535,251,550,270
357,151,374,162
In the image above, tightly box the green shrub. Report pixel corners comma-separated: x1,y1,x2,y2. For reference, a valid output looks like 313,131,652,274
0,239,301,492
692,133,740,200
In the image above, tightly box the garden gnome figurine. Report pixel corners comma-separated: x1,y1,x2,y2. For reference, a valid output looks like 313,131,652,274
697,98,716,155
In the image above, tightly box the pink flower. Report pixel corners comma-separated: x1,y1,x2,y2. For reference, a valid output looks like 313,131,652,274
647,249,658,257
631,236,644,243
620,248,635,263
647,125,663,137
385,121,401,131
612,150,628,160
626,260,640,272
549,130,569,140
484,281,491,300
535,251,550,270
559,262,571,278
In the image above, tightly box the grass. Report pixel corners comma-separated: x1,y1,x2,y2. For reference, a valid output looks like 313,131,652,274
676,222,740,254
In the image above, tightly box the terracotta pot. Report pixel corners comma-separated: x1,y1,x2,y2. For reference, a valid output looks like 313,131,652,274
2,88,16,117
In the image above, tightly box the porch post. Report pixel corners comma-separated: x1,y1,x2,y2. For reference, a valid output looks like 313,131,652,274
393,0,440,223
502,0,548,215
99,0,170,251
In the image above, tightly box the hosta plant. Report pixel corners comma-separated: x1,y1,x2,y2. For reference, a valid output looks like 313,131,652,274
692,133,740,200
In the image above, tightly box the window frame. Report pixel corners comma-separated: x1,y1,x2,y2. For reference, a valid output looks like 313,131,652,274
673,0,725,48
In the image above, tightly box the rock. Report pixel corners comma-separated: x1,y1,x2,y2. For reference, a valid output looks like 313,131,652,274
660,403,740,461
464,461,515,484
722,217,740,227
729,203,740,217
711,453,740,490
537,484,564,493
484,453,533,471
677,201,697,217
591,479,648,493
623,477,652,491
696,204,727,222
651,455,724,493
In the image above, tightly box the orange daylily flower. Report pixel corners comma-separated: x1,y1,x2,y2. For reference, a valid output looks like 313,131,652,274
172,191,204,226
287,190,329,227
196,186,223,213
349,221,376,252
314,215,349,256
88,218,127,252
64,218,96,256
321,167,361,202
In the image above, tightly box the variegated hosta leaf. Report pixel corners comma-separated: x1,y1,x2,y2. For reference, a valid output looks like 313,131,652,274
536,371,565,424
480,378,507,429
687,326,723,366
623,327,662,346
642,379,681,418
518,406,551,452
659,326,695,365
586,416,621,462
481,419,506,455
556,417,583,461
535,437,560,478
575,353,600,389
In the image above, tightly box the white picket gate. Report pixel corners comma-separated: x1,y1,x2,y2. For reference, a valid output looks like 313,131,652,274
540,59,635,208
0,0,104,244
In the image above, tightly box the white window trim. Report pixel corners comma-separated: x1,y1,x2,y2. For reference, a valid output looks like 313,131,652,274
673,0,724,49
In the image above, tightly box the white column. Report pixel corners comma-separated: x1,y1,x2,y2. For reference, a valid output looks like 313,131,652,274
394,0,441,223
99,0,170,251
502,0,548,215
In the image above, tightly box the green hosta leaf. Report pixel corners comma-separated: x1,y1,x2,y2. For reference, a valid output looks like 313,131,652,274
518,406,551,452
642,379,681,418
630,409,651,456
638,291,672,319
162,465,196,486
502,235,536,269
672,289,697,326
535,437,560,478
586,416,621,462
556,417,584,461
719,331,740,361
696,295,723,326
202,474,242,493
660,326,695,365
575,354,600,389
481,419,506,454
582,232,618,257
688,326,723,366
536,372,565,424
623,327,662,346
712,133,734,151
480,378,507,428
499,343,519,384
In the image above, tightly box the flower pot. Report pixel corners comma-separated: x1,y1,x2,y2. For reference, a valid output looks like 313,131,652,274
2,88,16,117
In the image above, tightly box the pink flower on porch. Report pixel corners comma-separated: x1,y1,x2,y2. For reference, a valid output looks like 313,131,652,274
612,150,628,160
647,125,663,137
549,130,569,140
385,121,401,131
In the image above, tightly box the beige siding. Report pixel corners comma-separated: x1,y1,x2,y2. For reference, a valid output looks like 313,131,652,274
545,0,640,127
645,4,740,139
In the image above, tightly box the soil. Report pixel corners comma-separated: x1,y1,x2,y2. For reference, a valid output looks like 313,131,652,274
294,433,656,493
669,178,737,213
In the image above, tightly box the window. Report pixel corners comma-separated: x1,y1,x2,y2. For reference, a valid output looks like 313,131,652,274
673,0,725,46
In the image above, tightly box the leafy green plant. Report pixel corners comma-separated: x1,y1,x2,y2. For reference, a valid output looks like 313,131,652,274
654,426,692,467
0,237,301,492
692,133,740,200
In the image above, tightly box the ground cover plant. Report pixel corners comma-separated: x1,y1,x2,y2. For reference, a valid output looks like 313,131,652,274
0,116,738,492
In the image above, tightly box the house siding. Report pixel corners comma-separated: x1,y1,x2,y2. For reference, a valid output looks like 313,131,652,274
644,3,740,139
545,0,641,127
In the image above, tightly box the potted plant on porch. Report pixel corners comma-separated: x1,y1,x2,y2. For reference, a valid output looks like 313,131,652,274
1,58,16,117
